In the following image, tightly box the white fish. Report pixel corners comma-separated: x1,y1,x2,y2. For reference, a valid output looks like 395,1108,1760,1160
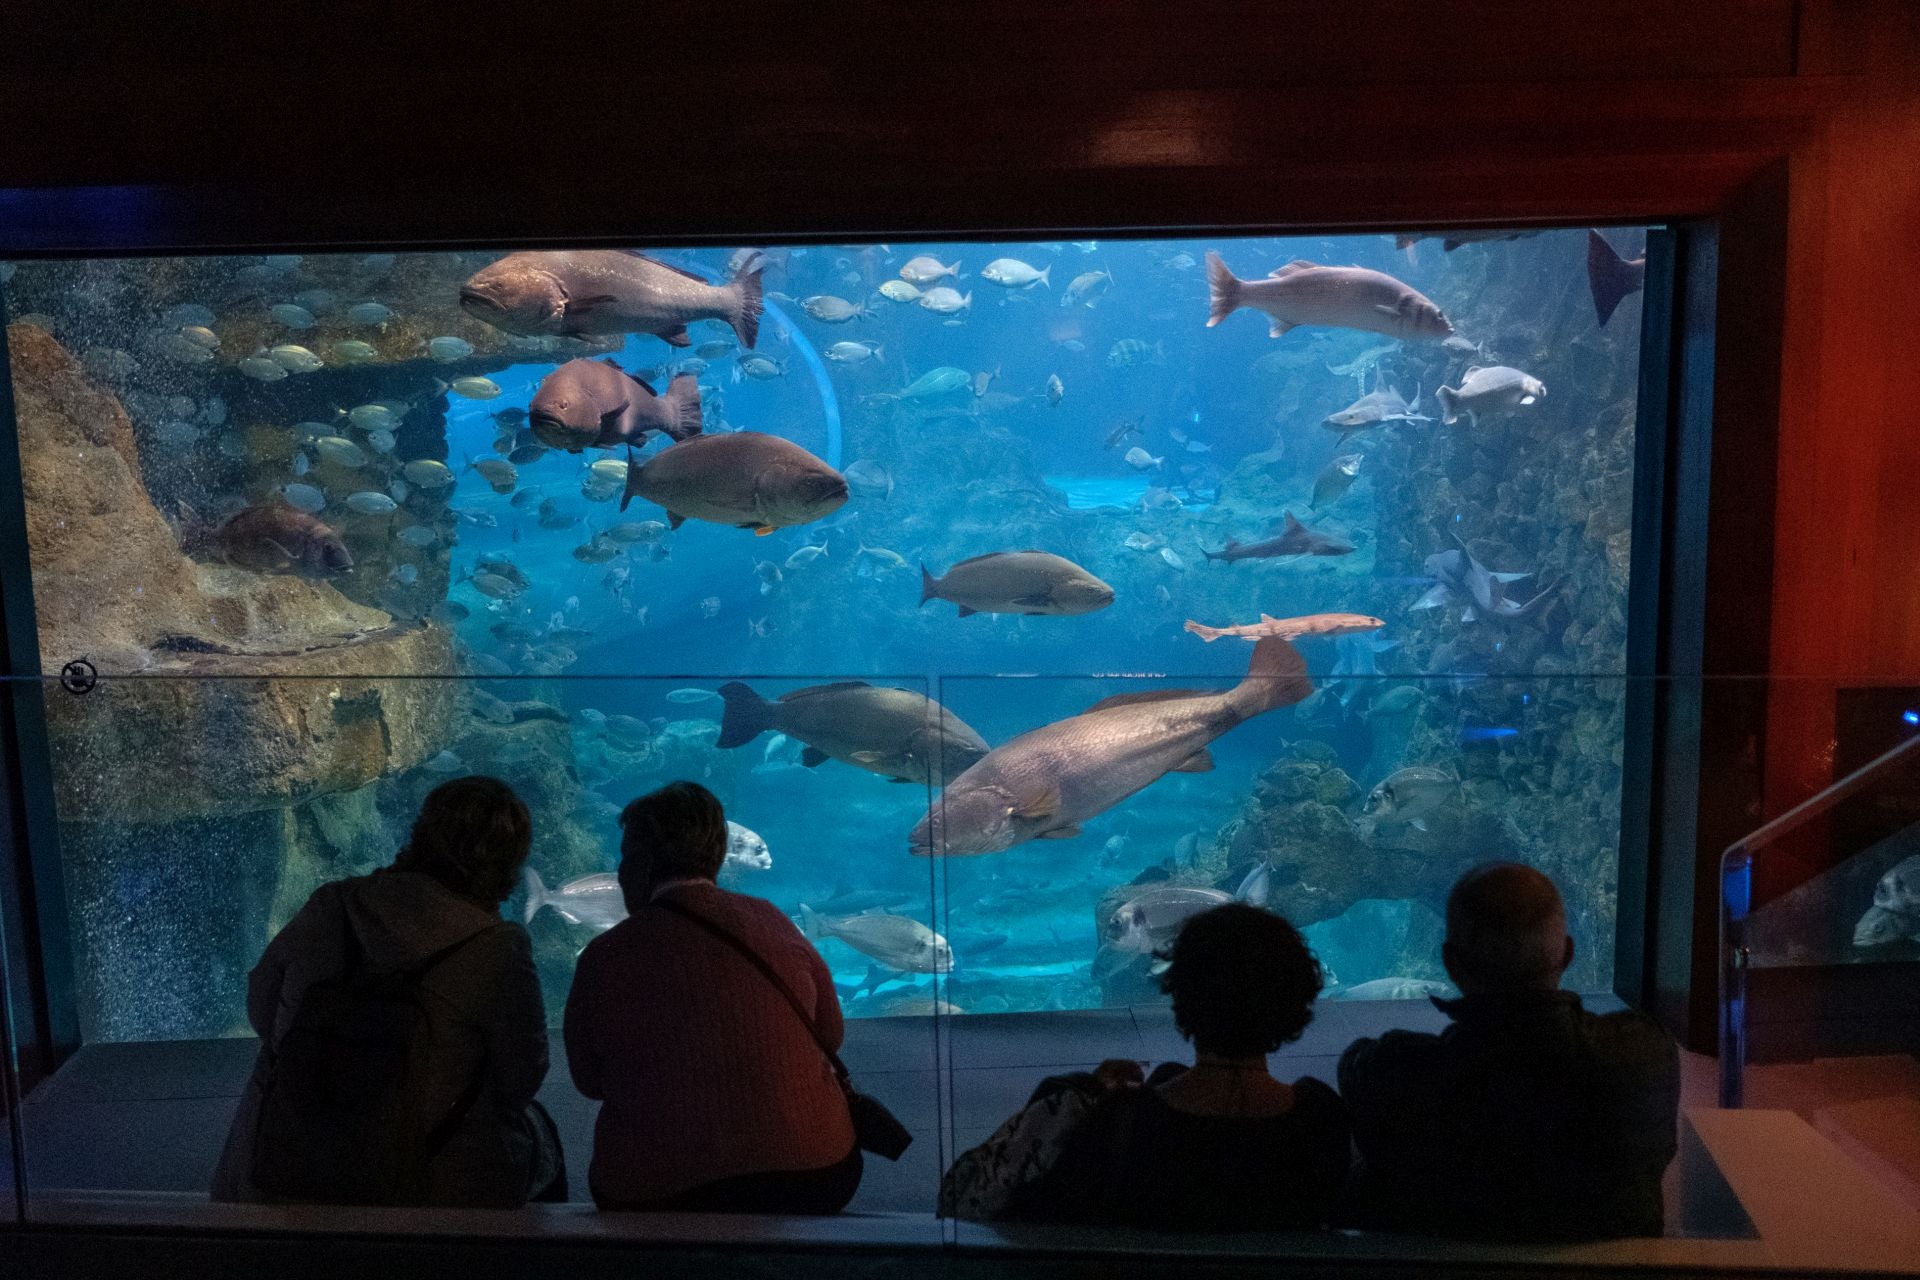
801,295,866,323
724,821,773,873
403,459,455,488
877,280,922,303
314,436,368,467
899,255,960,285
334,339,378,363
268,344,324,373
522,868,627,932
1160,547,1187,571
825,340,884,364
451,376,502,399
1124,446,1164,471
347,302,394,326
784,544,828,569
397,525,438,548
1046,373,1064,405
345,490,398,515
800,906,952,973
428,336,474,361
269,303,316,329
918,287,971,315
348,403,401,432
981,258,1051,289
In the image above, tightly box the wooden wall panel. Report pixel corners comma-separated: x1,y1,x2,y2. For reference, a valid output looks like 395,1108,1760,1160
1764,0,1920,828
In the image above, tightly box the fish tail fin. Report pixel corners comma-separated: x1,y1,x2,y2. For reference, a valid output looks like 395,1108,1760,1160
961,291,973,312
663,373,704,440
619,446,643,512
521,865,547,925
1230,636,1314,719
873,343,885,363
1586,229,1638,327
729,261,766,348
1183,619,1223,642
919,563,941,605
799,903,823,937
1435,386,1460,425
1205,252,1239,327
173,500,213,554
1038,264,1051,289
715,680,776,748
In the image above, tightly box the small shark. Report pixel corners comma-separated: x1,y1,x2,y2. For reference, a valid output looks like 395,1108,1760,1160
1412,535,1558,622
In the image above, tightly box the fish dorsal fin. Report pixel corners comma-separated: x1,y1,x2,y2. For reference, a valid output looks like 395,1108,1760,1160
1259,613,1280,623
627,372,657,396
1284,511,1306,533
950,549,1044,570
629,252,710,284
1082,689,1209,715
1270,259,1317,277
780,681,871,700
600,357,625,371
1463,364,1485,377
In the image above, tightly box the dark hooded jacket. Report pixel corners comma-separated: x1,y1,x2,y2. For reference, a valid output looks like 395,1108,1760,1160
211,870,550,1206
1338,990,1679,1241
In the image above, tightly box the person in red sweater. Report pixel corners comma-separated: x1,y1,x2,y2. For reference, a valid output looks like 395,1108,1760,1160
564,781,860,1212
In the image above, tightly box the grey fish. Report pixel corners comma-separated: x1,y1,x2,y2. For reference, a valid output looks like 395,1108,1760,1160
1587,230,1647,327
1413,536,1557,622
716,680,990,785
1854,904,1920,948
1107,886,1234,953
810,886,920,916
800,906,953,973
1362,766,1458,830
1874,854,1920,912
1435,365,1546,427
460,250,764,348
522,868,627,931
843,459,894,499
1393,230,1544,252
529,358,702,452
910,637,1312,855
1311,453,1363,509
1324,386,1432,435
919,551,1114,617
1202,511,1353,562
1206,252,1453,342
620,432,848,533
725,821,772,873
1332,977,1457,1001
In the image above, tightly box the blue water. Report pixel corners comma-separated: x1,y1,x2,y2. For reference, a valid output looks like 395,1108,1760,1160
6,229,1648,1033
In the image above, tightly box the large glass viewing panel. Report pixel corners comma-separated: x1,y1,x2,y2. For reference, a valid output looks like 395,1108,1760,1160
0,229,1649,1225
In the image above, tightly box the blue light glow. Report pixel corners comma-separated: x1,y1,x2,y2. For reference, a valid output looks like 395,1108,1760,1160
1904,710,1919,726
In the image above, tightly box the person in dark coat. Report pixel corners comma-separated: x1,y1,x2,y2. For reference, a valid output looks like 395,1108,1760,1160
968,904,1348,1231
213,776,564,1207
1339,862,1679,1241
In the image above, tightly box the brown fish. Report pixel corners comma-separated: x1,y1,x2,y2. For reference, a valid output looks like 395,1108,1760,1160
1586,230,1646,328
529,358,702,452
189,503,353,577
620,432,847,534
919,551,1114,617
460,250,763,348
1201,512,1354,562
1184,611,1385,643
1205,252,1453,342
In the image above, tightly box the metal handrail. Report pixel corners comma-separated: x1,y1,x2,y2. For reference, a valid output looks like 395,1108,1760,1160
1718,731,1920,1107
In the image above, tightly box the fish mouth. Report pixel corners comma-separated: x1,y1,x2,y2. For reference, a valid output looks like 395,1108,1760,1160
458,286,500,313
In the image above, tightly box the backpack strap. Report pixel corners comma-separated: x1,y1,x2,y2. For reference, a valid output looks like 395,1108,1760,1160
652,895,851,1087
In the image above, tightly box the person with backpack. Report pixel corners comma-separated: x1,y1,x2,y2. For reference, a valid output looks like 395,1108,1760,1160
564,781,866,1212
211,776,565,1207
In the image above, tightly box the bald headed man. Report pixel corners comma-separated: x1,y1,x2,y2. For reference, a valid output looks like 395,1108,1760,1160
1337,863,1679,1241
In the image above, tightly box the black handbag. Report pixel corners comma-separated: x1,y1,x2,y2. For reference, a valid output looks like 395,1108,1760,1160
654,895,913,1161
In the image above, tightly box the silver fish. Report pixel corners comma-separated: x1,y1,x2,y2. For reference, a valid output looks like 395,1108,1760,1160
1362,766,1458,830
911,638,1311,855
522,868,627,931
800,906,953,973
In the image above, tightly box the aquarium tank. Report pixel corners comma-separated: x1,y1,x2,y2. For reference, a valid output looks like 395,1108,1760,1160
0,228,1650,1040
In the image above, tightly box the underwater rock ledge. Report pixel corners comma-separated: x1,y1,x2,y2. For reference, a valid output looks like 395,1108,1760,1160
11,322,456,822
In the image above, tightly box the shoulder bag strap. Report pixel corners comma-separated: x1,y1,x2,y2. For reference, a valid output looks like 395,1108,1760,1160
653,895,851,1085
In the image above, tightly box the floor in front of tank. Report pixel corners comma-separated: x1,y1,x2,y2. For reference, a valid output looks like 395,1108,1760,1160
13,995,1624,1214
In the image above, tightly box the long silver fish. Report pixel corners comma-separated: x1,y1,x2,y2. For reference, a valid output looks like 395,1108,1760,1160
910,637,1312,856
